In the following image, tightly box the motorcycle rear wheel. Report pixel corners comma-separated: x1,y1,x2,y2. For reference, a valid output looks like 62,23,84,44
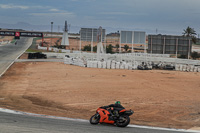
90,114,100,124
116,115,130,127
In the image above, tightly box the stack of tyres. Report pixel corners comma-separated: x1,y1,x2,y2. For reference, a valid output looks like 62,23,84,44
194,67,198,72
28,52,47,59
120,62,125,69
116,62,120,69
125,63,129,70
106,60,111,69
111,61,116,69
175,64,180,71
98,61,102,68
28,53,34,59
102,61,106,69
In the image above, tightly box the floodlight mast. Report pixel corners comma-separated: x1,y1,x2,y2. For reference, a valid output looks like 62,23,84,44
97,26,106,61
61,20,69,46
97,26,102,43
91,29,93,53
64,21,68,32
119,31,122,53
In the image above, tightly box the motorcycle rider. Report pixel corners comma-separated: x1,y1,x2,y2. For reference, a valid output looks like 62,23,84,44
102,101,125,118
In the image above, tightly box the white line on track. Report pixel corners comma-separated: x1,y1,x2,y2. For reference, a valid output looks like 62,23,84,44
0,108,199,133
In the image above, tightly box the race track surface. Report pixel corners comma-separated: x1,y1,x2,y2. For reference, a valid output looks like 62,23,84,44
0,111,196,133
0,37,32,76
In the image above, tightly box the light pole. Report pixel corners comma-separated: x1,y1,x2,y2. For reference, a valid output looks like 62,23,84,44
51,22,53,47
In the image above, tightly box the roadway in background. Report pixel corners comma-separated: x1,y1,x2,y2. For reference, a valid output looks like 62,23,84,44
0,37,33,77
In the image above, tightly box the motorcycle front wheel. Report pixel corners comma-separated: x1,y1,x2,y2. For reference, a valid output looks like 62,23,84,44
116,115,130,127
90,113,100,124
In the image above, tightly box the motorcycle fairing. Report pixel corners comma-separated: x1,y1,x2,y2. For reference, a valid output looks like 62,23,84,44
98,108,114,124
119,109,126,113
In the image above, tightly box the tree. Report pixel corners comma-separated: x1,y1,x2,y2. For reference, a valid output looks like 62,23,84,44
191,52,200,60
192,37,197,44
93,46,97,52
53,43,65,49
82,45,91,51
183,26,197,44
115,44,119,52
106,44,113,54
124,45,129,52
178,54,187,59
183,26,196,37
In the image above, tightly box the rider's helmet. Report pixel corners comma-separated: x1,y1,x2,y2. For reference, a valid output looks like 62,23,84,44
115,101,121,104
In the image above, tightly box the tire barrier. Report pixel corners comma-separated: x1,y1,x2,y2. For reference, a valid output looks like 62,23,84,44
45,51,200,67
28,52,47,59
63,54,200,72
64,56,86,67
64,56,152,70
175,64,200,72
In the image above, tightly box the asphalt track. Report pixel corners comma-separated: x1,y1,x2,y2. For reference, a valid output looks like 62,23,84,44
0,37,33,77
0,110,198,133
0,38,199,133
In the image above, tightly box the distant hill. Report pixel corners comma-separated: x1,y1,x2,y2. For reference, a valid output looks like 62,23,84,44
0,22,181,35
0,22,80,33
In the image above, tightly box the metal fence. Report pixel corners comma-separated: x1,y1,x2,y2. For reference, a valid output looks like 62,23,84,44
148,35,192,56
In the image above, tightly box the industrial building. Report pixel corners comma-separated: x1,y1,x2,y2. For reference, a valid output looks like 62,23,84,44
148,34,192,58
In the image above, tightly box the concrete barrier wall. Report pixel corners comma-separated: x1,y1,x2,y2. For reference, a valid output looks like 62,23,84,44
39,47,200,66
175,64,200,72
64,57,86,67
39,46,200,72
64,56,200,72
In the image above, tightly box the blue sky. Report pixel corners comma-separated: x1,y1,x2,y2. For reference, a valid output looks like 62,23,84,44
0,0,200,35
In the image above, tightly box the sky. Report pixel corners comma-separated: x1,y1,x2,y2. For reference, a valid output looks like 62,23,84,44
0,0,200,35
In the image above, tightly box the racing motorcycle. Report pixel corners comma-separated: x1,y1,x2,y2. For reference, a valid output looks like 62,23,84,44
90,106,134,127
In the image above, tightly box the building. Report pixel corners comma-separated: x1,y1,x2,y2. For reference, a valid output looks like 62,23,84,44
148,34,192,57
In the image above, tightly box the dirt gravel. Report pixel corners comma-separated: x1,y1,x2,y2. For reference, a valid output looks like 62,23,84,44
0,62,200,129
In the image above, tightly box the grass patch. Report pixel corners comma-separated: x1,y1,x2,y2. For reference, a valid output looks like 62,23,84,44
26,48,55,53
32,37,60,46
26,48,46,53
11,39,16,43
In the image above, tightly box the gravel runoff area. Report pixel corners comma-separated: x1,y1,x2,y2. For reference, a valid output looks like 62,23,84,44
0,62,200,130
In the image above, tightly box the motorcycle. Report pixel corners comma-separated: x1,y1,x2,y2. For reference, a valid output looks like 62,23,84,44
90,107,134,127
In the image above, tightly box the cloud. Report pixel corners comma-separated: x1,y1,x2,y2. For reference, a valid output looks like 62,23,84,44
30,12,75,17
99,12,131,15
86,0,96,2
0,4,29,10
70,0,96,2
49,8,60,12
